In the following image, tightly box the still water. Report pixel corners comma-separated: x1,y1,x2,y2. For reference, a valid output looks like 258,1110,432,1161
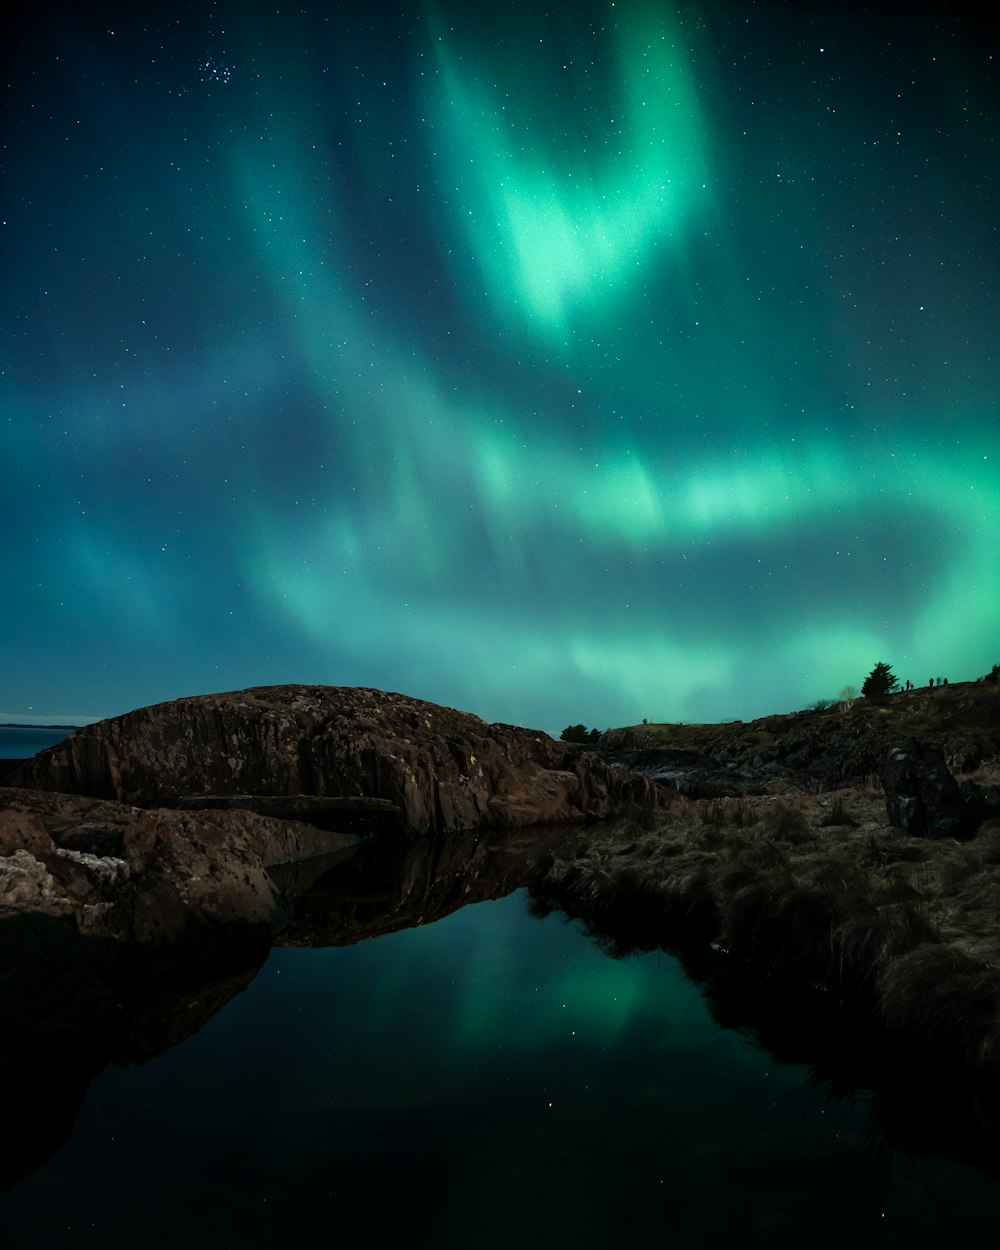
1,889,998,1248
0,726,74,758
2,727,999,1246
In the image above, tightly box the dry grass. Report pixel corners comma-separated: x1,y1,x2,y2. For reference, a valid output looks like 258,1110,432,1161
958,764,1000,787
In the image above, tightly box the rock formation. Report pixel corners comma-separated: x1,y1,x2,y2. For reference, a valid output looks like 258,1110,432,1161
10,685,664,833
881,738,1000,839
0,786,358,990
1,685,667,1081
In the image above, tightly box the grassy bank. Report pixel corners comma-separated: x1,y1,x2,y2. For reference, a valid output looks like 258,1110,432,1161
531,786,1000,1130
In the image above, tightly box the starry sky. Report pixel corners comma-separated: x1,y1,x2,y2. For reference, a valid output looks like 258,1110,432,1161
2,0,997,733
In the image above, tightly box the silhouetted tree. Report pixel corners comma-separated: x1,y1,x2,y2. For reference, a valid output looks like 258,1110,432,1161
560,724,602,744
862,662,899,699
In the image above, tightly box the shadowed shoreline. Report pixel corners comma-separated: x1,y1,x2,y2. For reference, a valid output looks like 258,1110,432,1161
529,787,1000,1174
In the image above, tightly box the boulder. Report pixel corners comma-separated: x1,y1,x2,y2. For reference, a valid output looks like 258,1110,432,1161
0,848,72,917
10,685,665,833
0,810,55,859
0,786,359,970
882,739,967,839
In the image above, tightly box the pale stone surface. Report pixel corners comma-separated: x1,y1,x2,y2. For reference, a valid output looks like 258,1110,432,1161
0,848,71,915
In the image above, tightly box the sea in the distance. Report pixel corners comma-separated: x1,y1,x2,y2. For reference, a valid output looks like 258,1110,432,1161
0,725,75,759
2,725,1000,1246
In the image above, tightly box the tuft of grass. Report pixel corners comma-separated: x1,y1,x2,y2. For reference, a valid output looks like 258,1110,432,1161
696,797,755,829
763,800,810,842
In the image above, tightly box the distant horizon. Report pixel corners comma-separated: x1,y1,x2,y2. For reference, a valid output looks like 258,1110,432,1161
0,663,990,738
0,714,103,729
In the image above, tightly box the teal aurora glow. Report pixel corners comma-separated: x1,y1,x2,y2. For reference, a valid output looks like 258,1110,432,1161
2,0,997,730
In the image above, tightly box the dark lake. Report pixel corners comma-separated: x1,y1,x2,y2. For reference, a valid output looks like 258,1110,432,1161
2,728,1000,1246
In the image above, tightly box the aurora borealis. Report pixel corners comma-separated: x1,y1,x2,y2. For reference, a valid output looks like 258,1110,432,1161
3,0,997,731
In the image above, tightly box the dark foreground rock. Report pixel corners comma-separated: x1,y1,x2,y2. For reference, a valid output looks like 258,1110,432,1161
10,685,665,833
0,786,358,1009
882,739,968,838
881,738,1000,839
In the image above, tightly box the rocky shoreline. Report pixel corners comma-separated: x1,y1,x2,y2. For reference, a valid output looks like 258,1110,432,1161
4,679,1000,1184
529,787,1000,1172
0,685,668,1056
601,678,1000,795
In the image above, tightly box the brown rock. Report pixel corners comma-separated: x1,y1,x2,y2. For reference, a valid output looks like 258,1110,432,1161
0,786,357,965
0,810,54,858
11,685,665,833
882,739,968,839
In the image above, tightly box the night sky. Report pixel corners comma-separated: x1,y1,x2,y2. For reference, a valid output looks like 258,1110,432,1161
2,1,997,732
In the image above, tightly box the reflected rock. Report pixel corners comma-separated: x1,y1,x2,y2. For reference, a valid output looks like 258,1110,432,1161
0,953,267,1195
272,823,574,948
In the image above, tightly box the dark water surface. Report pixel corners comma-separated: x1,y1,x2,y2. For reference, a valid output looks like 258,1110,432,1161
1,886,998,1249
0,726,73,759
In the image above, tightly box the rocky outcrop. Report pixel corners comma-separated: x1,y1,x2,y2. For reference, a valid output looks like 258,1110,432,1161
0,786,358,989
10,685,665,833
881,739,1000,839
0,683,667,1089
882,740,966,838
602,681,1000,794
0,684,666,1085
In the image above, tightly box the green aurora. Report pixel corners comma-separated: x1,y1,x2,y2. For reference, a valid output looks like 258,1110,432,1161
2,0,997,729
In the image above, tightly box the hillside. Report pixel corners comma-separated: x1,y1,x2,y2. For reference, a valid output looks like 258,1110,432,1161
600,678,1000,792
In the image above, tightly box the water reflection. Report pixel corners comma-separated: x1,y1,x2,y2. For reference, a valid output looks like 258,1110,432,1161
527,834,1000,1182
0,824,569,1196
3,819,1000,1239
269,822,571,946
